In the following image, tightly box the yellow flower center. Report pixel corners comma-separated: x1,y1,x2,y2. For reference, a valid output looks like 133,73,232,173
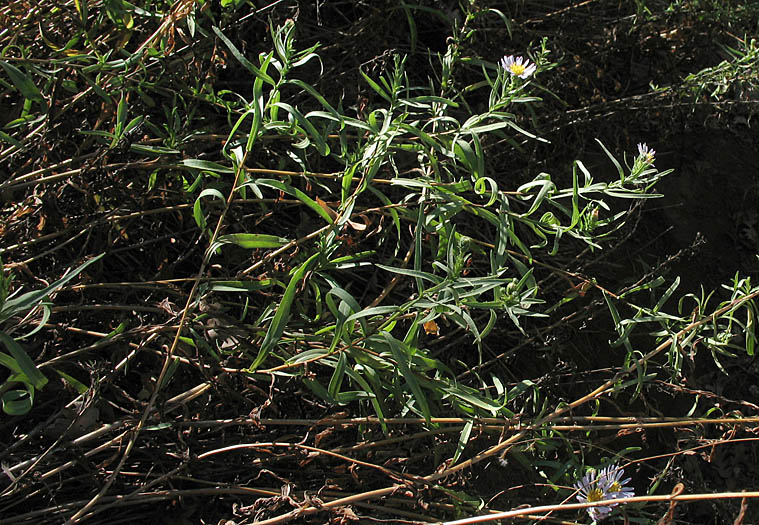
587,488,604,502
609,481,622,493
509,64,526,76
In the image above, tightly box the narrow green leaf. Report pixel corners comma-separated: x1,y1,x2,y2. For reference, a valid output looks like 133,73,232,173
2,388,34,416
653,276,680,313
360,69,392,103
0,352,22,375
375,264,443,284
0,60,44,102
328,352,347,399
383,332,431,423
213,233,290,250
603,292,635,354
207,280,279,292
344,366,387,433
192,188,225,230
452,419,474,464
114,93,127,139
212,26,275,85
400,3,417,53
180,159,235,173
0,254,104,324
55,369,89,394
254,179,334,224
0,130,23,148
303,377,335,403
0,332,47,390
249,252,320,371
273,102,330,156
344,306,397,324
596,139,624,181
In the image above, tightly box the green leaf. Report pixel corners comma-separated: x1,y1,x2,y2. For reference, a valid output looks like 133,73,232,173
400,3,418,53
653,276,680,313
382,332,431,423
55,369,89,394
0,253,104,324
206,280,280,292
180,159,235,174
603,292,635,355
2,388,34,416
344,306,397,324
344,366,387,433
212,233,290,250
0,332,47,390
286,79,343,123
360,69,392,103
249,252,320,371
443,383,503,413
114,93,127,143
193,188,225,230
303,377,335,403
328,352,347,399
452,419,474,464
212,26,275,86
0,60,44,102
0,351,23,375
253,179,334,224
596,139,624,182
375,264,443,284
0,130,23,148
273,102,330,156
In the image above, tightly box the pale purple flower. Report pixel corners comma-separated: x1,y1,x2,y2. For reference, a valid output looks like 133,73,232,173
599,464,634,500
574,469,613,521
575,463,634,522
499,55,536,79
637,143,655,165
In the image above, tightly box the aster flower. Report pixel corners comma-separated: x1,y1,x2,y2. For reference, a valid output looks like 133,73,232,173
599,464,635,500
575,463,634,522
574,469,613,522
636,142,655,166
499,55,537,79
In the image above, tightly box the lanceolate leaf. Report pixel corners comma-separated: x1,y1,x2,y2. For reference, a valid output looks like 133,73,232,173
382,332,431,423
211,233,290,251
212,26,275,86
249,252,320,371
0,331,47,390
2,388,34,416
0,254,105,324
0,60,44,102
253,179,334,224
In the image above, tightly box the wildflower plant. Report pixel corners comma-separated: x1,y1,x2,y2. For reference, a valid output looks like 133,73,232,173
3,1,759,523
489,39,552,111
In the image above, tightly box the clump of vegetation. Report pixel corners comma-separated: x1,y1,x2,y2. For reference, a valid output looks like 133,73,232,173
1,1,758,523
